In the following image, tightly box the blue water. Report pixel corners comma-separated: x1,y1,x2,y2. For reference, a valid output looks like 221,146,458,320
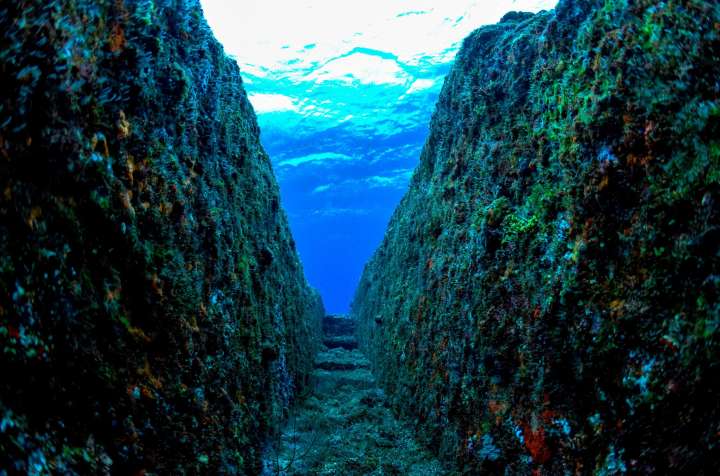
263,117,435,314
199,1,560,313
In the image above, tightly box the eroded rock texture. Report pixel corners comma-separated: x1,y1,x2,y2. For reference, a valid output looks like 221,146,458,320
0,1,323,473
354,1,720,473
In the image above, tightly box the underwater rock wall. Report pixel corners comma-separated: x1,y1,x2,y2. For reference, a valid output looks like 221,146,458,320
0,0,323,473
353,0,720,473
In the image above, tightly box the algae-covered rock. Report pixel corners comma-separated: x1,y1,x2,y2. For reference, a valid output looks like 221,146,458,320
263,313,445,475
0,0,323,473
353,0,720,473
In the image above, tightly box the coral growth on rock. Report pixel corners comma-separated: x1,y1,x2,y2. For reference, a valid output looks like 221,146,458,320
354,0,720,473
0,0,323,473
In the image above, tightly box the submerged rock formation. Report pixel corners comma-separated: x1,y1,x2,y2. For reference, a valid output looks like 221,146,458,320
354,0,720,473
0,0,323,473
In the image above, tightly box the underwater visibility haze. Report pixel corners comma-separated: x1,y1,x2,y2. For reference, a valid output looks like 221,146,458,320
201,0,559,314
1,0,720,474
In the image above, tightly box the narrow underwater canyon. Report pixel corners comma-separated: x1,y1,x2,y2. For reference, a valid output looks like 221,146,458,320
1,0,719,475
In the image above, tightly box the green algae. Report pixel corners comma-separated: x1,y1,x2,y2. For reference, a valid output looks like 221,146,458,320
353,1,720,474
0,0,323,473
264,318,446,475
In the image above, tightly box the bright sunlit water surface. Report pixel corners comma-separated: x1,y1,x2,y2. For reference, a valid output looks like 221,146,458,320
201,0,558,313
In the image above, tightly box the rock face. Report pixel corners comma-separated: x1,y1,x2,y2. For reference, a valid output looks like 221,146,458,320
0,1,323,474
322,314,356,336
321,315,361,351
353,1,720,473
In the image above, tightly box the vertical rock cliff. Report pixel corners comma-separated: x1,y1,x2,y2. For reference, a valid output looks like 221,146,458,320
354,0,720,473
0,0,323,473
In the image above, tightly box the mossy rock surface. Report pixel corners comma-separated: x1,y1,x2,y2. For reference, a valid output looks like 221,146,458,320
323,334,360,350
264,322,446,475
353,0,720,473
315,348,371,371
0,1,323,474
